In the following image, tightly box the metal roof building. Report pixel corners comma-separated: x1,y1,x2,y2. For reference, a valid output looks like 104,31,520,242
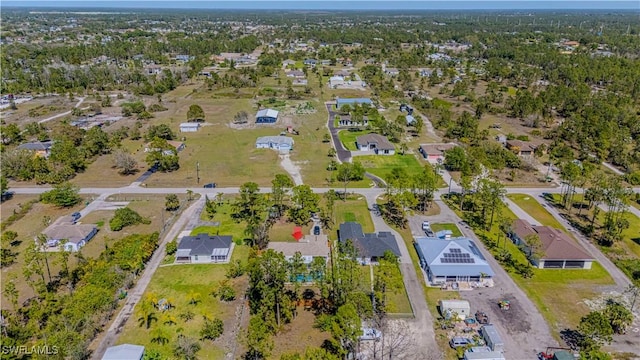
102,344,145,360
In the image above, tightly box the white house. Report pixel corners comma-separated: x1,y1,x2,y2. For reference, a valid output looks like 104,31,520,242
175,233,234,263
256,136,294,152
329,76,345,88
179,123,200,132
355,134,395,155
42,223,98,252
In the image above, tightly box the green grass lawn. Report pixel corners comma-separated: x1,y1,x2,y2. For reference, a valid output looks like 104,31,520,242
337,129,370,151
116,246,250,360
430,223,463,237
356,154,424,181
507,194,564,229
192,203,247,244
331,198,374,234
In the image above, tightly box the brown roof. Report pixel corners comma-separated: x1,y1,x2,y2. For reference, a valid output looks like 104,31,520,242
268,235,330,258
419,143,456,156
356,134,395,151
506,140,535,152
511,219,593,260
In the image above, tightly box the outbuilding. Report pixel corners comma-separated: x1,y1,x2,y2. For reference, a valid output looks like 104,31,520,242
480,325,505,353
256,108,279,123
179,122,200,132
102,344,145,360
438,299,471,320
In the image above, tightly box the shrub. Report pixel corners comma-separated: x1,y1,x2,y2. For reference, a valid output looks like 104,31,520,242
200,317,224,341
109,207,151,231
166,240,178,256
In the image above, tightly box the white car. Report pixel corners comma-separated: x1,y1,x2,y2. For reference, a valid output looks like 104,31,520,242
422,221,431,230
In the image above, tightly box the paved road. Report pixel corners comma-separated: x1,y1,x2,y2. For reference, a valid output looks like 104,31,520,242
361,192,440,358
92,198,205,359
37,97,86,124
325,102,351,163
408,201,559,359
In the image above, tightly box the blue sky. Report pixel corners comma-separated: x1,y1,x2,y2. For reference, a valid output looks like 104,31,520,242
3,0,639,10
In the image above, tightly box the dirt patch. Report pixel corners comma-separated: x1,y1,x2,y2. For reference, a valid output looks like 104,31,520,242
280,154,303,185
271,306,330,358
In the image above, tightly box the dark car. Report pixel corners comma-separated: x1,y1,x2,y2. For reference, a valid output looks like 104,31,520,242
313,226,321,235
203,183,217,188
71,212,81,222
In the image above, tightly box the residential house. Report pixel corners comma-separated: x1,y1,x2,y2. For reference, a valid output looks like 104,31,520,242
268,234,330,265
144,140,185,155
255,136,294,152
355,134,395,155
337,115,368,127
286,70,305,78
282,59,296,68
365,58,377,65
175,54,193,63
16,141,54,158
414,234,495,285
102,344,145,360
419,143,457,163
334,70,351,77
335,97,373,110
338,222,401,265
179,123,200,132
509,219,594,269
320,59,332,66
175,233,234,263
385,68,399,77
42,220,98,252
255,108,279,123
505,140,535,157
303,58,317,68
292,78,308,86
143,64,162,75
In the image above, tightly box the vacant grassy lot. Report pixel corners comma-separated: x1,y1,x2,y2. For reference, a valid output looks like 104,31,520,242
116,246,250,360
507,194,564,229
430,223,463,237
356,154,424,181
337,129,370,151
71,152,142,188
191,203,247,243
332,198,374,235
271,304,331,359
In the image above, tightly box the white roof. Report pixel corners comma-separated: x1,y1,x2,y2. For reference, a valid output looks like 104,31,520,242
179,122,200,128
439,299,470,308
256,108,279,119
256,136,294,146
102,344,145,360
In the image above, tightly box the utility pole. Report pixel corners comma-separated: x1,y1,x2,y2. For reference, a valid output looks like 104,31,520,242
196,162,200,184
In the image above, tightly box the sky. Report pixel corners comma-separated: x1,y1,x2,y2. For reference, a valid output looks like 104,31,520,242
2,0,639,10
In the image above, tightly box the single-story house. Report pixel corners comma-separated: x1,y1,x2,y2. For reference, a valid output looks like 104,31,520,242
365,58,377,65
338,222,401,265
16,141,54,158
144,64,162,75
337,115,368,127
144,140,185,155
509,219,594,269
102,344,145,360
355,134,395,155
419,143,457,163
406,115,416,125
179,122,200,132
334,70,351,77
320,59,332,66
286,70,305,78
175,233,234,263
414,234,495,285
282,59,296,68
505,140,535,157
268,234,330,265
329,76,345,88
292,79,308,86
42,223,98,252
438,299,471,320
256,108,279,123
255,136,294,152
175,54,193,62
335,97,373,110
303,58,317,67
385,68,399,76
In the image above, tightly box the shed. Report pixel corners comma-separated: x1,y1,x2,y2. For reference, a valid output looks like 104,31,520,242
256,108,279,123
438,299,471,320
179,122,200,132
463,350,505,360
480,325,504,352
102,344,145,360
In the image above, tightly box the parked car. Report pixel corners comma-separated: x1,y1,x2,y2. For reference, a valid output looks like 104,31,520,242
313,225,321,235
422,221,431,230
203,183,217,188
71,212,81,222
449,337,472,349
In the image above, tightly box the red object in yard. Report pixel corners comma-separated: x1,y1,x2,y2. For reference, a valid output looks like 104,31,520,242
292,227,303,241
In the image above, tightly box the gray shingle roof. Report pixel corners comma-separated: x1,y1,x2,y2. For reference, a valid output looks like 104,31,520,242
338,222,401,258
17,141,53,151
178,233,232,256
356,133,395,151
